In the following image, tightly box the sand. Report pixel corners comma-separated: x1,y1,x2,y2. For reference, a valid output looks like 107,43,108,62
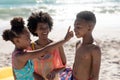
0,27,120,80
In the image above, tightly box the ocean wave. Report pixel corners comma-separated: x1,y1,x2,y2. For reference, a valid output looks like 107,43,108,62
0,1,120,20
0,5,57,20
0,8,31,20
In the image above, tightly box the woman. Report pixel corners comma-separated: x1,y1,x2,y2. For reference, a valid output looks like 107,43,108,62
27,11,67,80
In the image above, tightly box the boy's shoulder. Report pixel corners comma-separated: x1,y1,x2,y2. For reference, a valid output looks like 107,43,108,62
88,44,100,50
89,44,101,55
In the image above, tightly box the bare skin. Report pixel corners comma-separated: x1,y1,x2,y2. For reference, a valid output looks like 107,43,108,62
32,22,67,80
73,42,101,80
73,19,101,80
12,27,73,79
34,40,66,65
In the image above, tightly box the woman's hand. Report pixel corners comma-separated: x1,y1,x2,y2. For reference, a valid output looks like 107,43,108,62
46,70,56,80
33,72,45,80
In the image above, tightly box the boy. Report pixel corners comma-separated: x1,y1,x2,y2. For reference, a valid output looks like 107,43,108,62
72,11,101,80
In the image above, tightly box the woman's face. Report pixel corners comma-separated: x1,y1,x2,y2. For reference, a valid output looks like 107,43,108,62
35,23,50,39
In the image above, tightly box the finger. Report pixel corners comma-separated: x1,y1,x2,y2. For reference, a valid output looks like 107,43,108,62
69,31,73,37
67,26,71,33
71,31,74,37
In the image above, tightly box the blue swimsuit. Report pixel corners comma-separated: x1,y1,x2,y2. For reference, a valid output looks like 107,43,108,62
13,60,34,80
12,50,34,80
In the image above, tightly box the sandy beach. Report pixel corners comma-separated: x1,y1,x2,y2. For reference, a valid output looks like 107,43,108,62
0,0,120,79
0,26,120,80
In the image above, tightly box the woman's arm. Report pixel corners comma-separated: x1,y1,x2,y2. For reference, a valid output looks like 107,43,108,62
46,67,66,80
58,46,66,65
33,72,45,80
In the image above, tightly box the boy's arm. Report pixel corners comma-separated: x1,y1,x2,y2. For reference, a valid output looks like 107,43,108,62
91,46,101,80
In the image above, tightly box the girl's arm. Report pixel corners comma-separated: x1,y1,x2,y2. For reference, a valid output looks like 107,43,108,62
17,27,73,62
12,68,16,80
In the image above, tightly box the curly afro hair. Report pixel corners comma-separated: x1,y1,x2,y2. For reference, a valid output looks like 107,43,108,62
27,11,53,36
2,17,25,41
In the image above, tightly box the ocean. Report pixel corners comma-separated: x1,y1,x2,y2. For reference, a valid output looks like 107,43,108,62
0,0,120,34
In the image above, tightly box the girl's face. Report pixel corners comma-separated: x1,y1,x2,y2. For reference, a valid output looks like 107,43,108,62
74,19,89,38
35,23,50,39
17,29,31,49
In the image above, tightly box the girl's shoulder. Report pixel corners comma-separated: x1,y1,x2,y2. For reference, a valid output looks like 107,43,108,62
13,49,23,55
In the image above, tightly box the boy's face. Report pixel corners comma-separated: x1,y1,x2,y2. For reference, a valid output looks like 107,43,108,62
74,19,90,38
35,23,50,39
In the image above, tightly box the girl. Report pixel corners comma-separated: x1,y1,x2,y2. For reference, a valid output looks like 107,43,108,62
2,17,73,80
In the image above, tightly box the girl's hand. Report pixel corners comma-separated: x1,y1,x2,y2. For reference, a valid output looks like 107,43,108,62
64,26,73,42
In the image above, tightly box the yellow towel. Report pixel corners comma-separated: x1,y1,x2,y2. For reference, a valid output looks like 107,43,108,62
0,67,14,80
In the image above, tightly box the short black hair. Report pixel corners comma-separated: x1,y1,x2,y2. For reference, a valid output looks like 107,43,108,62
27,11,53,36
76,11,96,25
2,17,25,41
